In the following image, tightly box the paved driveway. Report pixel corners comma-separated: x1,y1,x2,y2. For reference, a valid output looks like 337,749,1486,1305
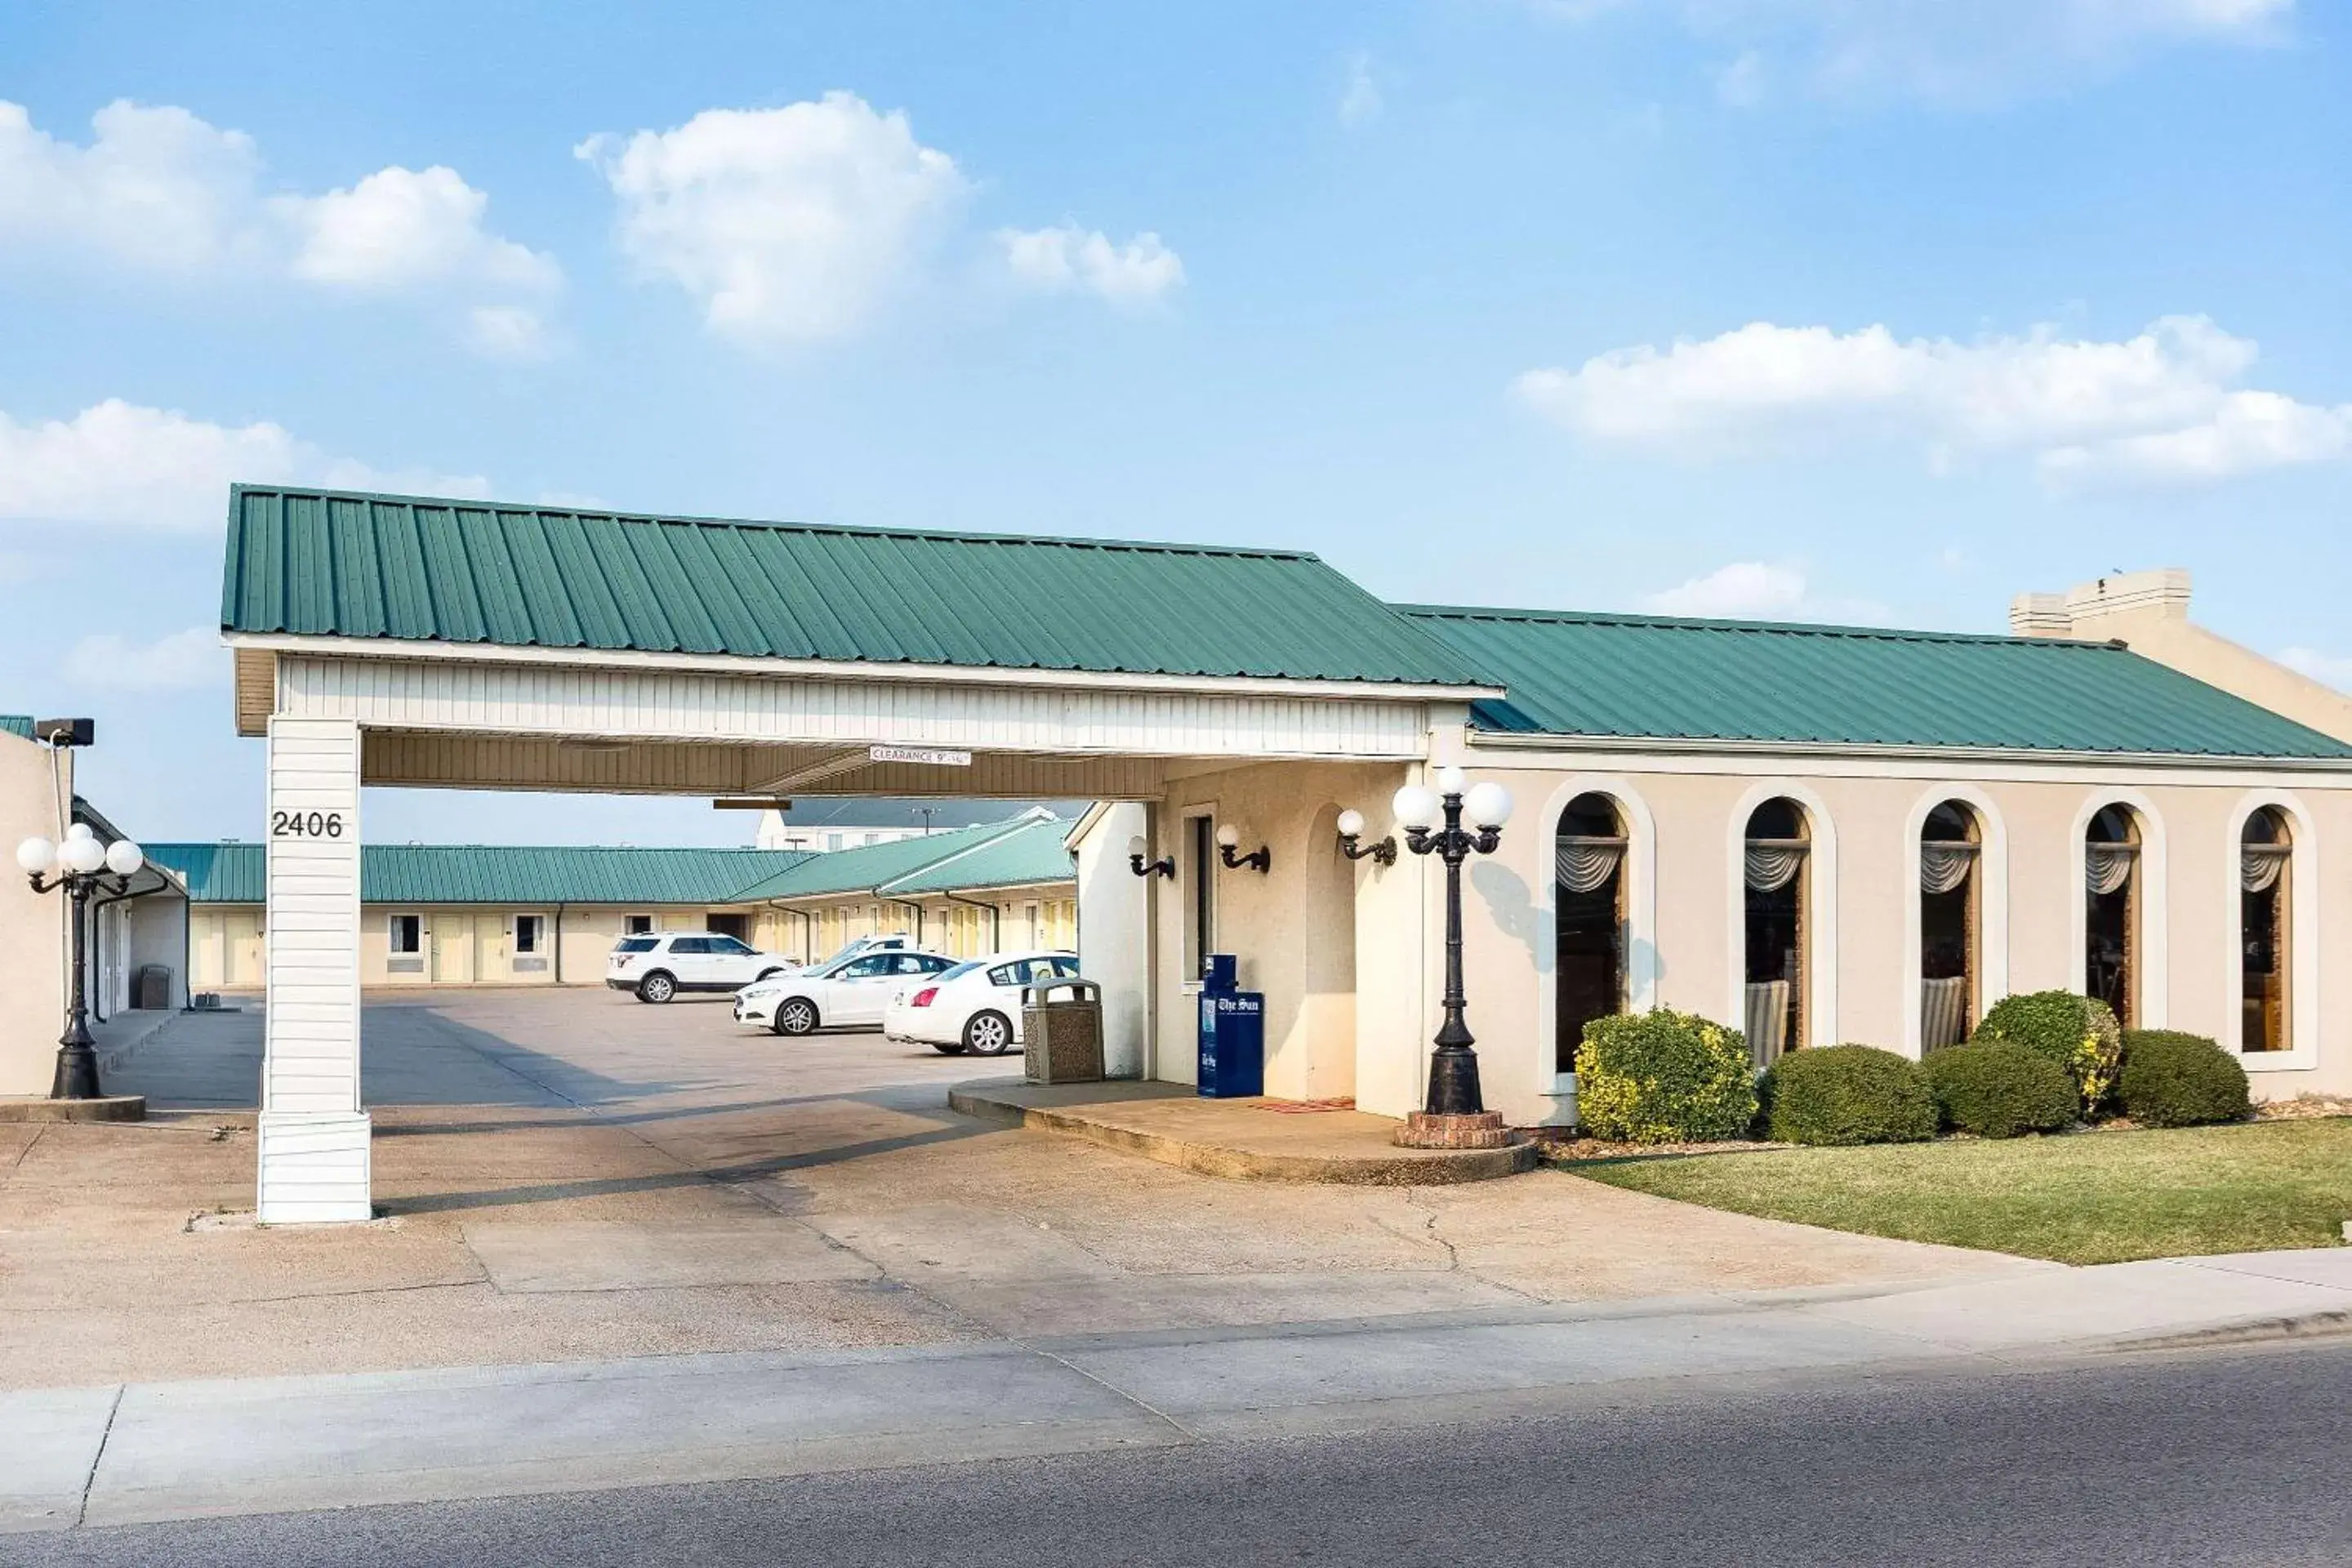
0,989,2046,1388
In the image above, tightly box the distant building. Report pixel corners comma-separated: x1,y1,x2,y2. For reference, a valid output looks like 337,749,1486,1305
750,796,1077,853
150,809,1076,990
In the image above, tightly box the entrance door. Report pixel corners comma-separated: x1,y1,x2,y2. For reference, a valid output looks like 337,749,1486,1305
224,911,265,986
431,915,474,983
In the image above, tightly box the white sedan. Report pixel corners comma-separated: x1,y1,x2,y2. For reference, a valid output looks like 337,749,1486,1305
735,947,957,1036
883,951,1081,1056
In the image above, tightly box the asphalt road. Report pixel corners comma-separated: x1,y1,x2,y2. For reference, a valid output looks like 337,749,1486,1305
11,1339,2350,1567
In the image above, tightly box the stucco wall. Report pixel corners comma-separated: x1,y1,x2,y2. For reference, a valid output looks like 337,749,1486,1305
0,734,69,1095
1073,803,1152,1079
1143,760,1413,1104
1452,751,2352,1125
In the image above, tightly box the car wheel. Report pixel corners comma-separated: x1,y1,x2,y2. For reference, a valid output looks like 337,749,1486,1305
964,1010,1014,1057
773,997,819,1036
755,967,784,982
637,971,676,1004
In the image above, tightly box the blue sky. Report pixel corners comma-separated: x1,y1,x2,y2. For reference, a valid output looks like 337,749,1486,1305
2,0,2346,846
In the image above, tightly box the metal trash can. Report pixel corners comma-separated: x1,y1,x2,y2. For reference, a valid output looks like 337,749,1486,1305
135,964,173,1010
1022,978,1105,1084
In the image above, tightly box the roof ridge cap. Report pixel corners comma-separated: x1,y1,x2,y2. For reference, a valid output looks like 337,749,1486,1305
1396,601,2105,647
229,483,1321,563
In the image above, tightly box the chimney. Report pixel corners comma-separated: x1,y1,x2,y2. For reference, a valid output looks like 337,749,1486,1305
2008,592,2071,639
2008,569,2192,640
2061,568,2193,630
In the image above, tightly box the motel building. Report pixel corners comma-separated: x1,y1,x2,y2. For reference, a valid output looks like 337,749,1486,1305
212,485,2352,1222
151,812,1077,991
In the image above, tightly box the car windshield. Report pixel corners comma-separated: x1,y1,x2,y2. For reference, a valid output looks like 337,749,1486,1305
935,960,986,982
614,937,657,954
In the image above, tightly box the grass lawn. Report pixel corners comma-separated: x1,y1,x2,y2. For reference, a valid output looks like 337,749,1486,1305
1564,1118,2352,1265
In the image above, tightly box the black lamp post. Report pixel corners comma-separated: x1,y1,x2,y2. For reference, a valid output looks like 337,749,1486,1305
1388,767,1513,1139
19,822,145,1100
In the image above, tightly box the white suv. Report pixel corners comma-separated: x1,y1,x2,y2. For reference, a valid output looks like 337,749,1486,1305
607,933,795,1003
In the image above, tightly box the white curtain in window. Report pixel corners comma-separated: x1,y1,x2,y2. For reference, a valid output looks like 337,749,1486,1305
1744,981,1790,1069
1921,977,1971,1050
1556,837,1626,896
2243,846,2288,893
1744,844,1806,893
1919,841,1976,895
2086,844,2136,897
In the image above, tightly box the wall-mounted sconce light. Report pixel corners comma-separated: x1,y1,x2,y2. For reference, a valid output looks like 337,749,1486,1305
1127,834,1174,879
1215,822,1271,874
1334,808,1396,866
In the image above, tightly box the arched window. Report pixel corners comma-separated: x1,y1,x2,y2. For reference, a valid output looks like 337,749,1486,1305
2085,804,2141,1028
1743,798,1808,1067
2242,807,2292,1054
1555,792,1627,1073
1920,800,1981,1049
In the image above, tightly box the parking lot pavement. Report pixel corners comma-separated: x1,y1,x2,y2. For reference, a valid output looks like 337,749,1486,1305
0,988,2044,1389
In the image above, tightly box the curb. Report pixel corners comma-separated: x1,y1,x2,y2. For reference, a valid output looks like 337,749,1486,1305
2096,1307,2352,1354
947,1085,1536,1185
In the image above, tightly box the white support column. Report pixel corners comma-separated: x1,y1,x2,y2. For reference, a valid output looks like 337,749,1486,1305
257,717,371,1223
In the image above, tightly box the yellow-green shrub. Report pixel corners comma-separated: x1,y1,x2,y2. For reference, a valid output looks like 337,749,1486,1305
1575,1008,1757,1144
1972,991,2122,1113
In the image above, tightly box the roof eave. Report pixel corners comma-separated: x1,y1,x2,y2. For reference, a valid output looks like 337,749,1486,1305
222,630,1504,705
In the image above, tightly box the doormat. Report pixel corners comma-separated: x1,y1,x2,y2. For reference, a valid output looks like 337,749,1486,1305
1256,1098,1356,1114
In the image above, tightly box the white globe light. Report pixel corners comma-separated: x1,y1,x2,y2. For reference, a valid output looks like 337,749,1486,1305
1464,782,1514,832
1336,808,1365,840
60,833,107,875
1126,835,1147,860
105,840,145,877
16,836,55,875
1216,823,1240,849
1434,765,1468,796
1392,785,1441,831
65,822,96,841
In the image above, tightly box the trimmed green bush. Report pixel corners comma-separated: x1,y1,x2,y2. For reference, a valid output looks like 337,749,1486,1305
1923,1040,2079,1138
1973,991,2123,1113
2116,1030,2252,1129
1575,1008,1757,1144
1761,1045,1938,1147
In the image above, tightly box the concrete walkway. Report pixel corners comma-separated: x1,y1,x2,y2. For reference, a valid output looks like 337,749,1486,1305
947,1077,1538,1182
6,1245,2348,1533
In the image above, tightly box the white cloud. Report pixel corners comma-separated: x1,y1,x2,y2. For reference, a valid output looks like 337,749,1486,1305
581,93,1185,341
0,100,557,353
998,224,1185,305
281,165,559,294
1515,315,2352,487
65,626,225,690
2043,390,2352,485
2279,648,2352,692
0,399,488,531
0,100,265,270
466,305,555,361
1339,53,1384,127
1642,560,1808,617
578,94,968,345
1524,0,2292,104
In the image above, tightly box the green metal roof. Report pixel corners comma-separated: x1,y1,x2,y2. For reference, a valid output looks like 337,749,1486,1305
145,843,815,906
0,715,31,742
220,485,1486,688
1402,607,2352,759
875,816,1076,895
727,814,1054,902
